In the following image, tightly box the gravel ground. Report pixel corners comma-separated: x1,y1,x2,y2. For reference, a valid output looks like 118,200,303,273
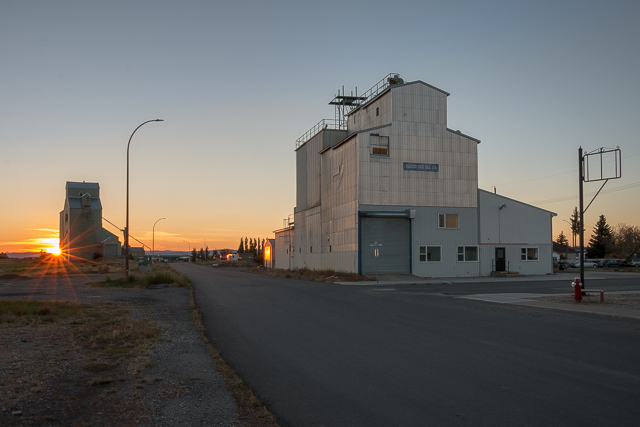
536,291,640,310
0,274,242,426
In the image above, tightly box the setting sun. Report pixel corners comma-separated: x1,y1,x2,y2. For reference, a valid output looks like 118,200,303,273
47,246,62,255
33,237,60,256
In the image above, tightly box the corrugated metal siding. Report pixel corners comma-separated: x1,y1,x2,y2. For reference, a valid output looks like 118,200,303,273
306,133,322,208
296,144,307,211
316,135,359,273
359,83,478,209
478,190,555,276
361,217,411,274
274,229,293,270
361,205,480,278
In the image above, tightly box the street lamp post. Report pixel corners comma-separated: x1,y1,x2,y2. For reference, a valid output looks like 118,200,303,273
184,240,190,253
152,217,166,266
125,119,163,277
562,219,576,247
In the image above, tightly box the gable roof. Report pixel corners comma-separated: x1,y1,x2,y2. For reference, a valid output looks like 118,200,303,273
68,197,102,210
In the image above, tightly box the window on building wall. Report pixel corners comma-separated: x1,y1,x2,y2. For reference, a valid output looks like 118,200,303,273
370,134,389,157
457,246,478,262
376,107,379,117
521,247,538,261
439,213,459,229
420,246,441,262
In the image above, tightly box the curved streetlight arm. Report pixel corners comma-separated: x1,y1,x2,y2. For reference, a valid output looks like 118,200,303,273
152,217,166,265
125,119,164,277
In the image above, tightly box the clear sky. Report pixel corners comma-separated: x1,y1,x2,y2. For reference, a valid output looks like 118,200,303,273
1,0,639,254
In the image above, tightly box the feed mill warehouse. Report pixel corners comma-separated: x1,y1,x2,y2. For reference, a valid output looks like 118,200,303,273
273,74,555,277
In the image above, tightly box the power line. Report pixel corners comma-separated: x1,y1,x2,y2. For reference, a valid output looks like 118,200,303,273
529,181,640,205
102,217,150,250
492,151,639,187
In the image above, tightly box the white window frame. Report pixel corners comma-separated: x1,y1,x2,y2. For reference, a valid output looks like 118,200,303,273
520,247,539,261
457,246,478,262
439,213,459,229
419,245,441,262
370,134,389,157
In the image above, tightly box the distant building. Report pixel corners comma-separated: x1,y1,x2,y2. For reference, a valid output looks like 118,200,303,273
129,247,145,258
59,181,121,260
263,239,275,268
275,74,556,277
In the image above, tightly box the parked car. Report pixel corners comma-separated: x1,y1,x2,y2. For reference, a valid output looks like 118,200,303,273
598,259,620,268
569,260,598,268
632,259,640,267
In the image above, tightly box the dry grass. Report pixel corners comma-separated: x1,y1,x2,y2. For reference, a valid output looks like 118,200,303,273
92,263,191,289
0,300,160,426
0,256,125,278
242,266,371,283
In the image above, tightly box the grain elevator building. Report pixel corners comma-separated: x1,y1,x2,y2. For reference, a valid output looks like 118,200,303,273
275,74,555,277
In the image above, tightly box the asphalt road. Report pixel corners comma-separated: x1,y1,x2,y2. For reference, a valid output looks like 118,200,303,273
172,264,640,427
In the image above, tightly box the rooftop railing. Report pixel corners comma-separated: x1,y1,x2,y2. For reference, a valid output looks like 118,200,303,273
295,119,345,149
294,74,401,149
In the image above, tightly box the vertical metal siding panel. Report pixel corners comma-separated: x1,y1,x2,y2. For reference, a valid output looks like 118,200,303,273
306,133,321,208
296,145,307,211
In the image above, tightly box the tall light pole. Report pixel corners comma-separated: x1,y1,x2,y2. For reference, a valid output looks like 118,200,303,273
125,119,164,277
152,217,166,266
562,219,575,247
184,240,190,253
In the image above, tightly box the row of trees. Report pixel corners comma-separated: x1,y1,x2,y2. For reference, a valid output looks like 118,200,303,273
238,237,266,256
556,212,640,260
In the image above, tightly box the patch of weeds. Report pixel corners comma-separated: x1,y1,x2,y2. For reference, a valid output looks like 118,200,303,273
59,395,77,401
0,300,85,324
82,361,117,373
91,266,192,289
251,395,263,408
90,377,115,386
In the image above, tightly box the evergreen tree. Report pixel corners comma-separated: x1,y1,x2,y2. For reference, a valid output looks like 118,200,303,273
205,246,209,261
556,231,569,247
586,215,612,258
191,248,197,262
238,238,244,253
244,237,248,253
199,247,205,261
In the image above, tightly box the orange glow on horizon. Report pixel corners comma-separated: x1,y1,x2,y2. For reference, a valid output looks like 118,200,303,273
32,237,60,255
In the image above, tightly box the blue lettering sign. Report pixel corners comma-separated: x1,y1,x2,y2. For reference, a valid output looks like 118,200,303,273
403,162,439,172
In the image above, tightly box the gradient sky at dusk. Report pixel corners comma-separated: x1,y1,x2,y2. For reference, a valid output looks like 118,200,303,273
1,0,639,254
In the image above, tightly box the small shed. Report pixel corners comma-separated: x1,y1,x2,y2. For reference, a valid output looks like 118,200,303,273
130,247,145,259
263,239,275,268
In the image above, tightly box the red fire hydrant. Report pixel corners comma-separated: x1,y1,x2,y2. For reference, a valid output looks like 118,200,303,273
572,277,582,302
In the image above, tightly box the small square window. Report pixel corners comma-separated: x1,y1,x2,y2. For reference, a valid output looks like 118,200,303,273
458,246,478,262
439,214,458,229
521,247,538,261
370,135,389,157
419,246,441,262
